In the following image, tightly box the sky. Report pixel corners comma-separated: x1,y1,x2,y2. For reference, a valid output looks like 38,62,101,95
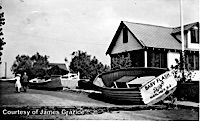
0,0,199,77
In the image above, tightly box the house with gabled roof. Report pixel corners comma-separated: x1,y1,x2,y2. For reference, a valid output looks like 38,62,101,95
48,63,69,75
106,21,199,72
49,63,68,71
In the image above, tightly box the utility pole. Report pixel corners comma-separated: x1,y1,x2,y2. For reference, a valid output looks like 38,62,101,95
180,0,185,82
5,62,7,78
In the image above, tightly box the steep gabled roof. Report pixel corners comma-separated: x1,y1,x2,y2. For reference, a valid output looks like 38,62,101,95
172,22,199,34
123,21,182,50
106,22,126,55
106,21,182,55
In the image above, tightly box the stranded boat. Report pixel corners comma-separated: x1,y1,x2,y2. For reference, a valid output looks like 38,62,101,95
60,73,80,89
0,77,16,83
29,76,63,90
28,72,84,90
93,67,177,105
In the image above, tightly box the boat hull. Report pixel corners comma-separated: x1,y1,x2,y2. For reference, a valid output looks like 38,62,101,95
93,85,144,104
61,79,79,89
0,78,16,83
29,78,63,90
93,67,177,105
146,86,177,105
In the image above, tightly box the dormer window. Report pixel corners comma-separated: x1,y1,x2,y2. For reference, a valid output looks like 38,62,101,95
123,27,128,43
191,26,199,44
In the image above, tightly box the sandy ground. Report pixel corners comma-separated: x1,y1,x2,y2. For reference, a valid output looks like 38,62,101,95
1,93,109,107
0,81,199,120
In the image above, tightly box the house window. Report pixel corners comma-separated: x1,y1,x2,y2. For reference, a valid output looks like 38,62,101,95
130,50,144,67
195,55,199,70
188,55,194,69
147,50,167,68
123,27,128,43
186,53,199,70
191,27,199,44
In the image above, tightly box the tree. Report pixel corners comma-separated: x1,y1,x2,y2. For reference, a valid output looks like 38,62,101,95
31,52,49,66
171,58,192,83
11,52,50,79
0,6,6,64
69,50,110,81
11,52,69,79
11,54,33,76
30,52,50,78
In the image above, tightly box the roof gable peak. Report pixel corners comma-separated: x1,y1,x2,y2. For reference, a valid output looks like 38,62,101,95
122,21,172,29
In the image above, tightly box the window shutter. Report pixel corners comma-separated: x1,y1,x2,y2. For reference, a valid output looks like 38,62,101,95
123,27,128,43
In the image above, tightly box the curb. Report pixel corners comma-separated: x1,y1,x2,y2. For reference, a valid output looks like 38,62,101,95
163,101,199,111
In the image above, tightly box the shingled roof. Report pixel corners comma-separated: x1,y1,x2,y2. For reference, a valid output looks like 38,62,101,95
106,21,198,55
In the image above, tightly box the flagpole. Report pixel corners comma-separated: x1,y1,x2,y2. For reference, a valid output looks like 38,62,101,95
180,0,185,82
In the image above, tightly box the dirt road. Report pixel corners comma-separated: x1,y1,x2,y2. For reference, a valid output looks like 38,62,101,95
0,81,198,120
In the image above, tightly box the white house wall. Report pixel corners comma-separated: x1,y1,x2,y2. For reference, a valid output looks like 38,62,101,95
174,30,199,49
167,52,180,69
191,70,200,81
187,30,200,49
111,30,142,54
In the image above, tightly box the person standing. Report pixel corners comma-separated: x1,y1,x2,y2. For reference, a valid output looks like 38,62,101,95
15,74,21,93
21,72,29,92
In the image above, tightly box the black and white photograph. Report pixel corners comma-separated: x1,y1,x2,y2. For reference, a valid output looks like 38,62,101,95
0,0,199,120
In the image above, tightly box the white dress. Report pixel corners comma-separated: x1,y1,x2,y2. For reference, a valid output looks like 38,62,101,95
15,76,22,88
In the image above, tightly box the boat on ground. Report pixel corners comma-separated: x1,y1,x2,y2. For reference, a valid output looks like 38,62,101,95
93,67,177,105
60,73,80,89
29,76,63,90
0,77,16,83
